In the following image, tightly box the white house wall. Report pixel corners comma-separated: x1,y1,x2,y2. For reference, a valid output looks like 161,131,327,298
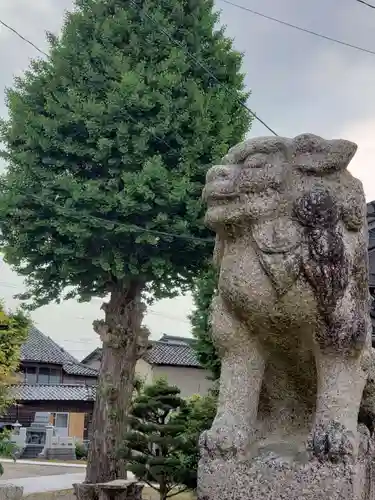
83,353,213,398
151,365,212,398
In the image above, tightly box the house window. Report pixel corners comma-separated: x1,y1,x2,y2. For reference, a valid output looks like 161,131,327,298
49,369,61,385
38,367,50,384
24,367,37,384
23,366,62,385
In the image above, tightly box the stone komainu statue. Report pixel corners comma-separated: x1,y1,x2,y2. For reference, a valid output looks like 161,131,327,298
201,133,373,463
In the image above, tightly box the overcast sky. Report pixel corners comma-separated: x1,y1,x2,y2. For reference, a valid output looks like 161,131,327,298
0,0,374,360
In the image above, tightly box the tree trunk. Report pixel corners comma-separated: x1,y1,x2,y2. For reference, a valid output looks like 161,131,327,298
159,481,168,500
85,280,148,485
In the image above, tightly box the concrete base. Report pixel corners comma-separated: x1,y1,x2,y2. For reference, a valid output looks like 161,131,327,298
198,452,374,500
44,448,76,461
0,485,23,500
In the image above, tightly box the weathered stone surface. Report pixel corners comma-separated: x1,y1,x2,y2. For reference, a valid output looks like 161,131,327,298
198,134,373,499
198,452,373,500
97,480,143,500
74,481,144,500
73,483,99,500
0,485,23,500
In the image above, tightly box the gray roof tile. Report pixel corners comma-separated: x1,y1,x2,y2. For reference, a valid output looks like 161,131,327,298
81,335,201,368
21,326,98,378
144,341,200,367
368,201,375,230
12,384,96,401
62,362,98,377
145,336,200,367
81,347,101,365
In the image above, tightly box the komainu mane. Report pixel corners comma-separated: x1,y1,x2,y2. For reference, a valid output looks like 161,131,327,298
201,133,373,464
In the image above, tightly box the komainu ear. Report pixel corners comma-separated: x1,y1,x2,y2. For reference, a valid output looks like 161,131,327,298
222,136,293,165
293,133,358,174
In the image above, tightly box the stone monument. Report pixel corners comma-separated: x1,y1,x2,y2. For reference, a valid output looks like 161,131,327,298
198,133,374,500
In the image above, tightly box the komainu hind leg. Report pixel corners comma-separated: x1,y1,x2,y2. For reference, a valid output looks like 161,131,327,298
310,348,369,462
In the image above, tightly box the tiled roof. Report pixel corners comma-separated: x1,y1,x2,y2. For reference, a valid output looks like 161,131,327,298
11,384,96,402
21,325,79,364
144,340,200,367
159,335,195,345
367,201,375,231
21,326,98,378
81,335,201,368
61,362,98,377
81,347,101,365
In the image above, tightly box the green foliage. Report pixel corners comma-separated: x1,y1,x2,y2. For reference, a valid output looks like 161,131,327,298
0,430,20,475
122,378,194,500
190,263,220,380
0,0,251,308
0,304,30,475
171,393,217,488
75,441,89,460
180,394,217,437
0,304,29,412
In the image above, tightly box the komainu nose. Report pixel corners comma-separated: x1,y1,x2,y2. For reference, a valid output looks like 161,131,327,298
206,165,236,183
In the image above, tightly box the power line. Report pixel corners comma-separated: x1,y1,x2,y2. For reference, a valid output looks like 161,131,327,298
0,14,270,243
356,0,375,9
65,309,191,325
0,279,193,324
0,8,278,136
122,108,175,153
0,19,48,57
0,20,178,156
130,0,278,136
219,0,375,57
35,305,192,324
23,193,214,244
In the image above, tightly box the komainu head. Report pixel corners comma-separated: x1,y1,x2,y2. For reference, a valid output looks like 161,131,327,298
203,133,360,231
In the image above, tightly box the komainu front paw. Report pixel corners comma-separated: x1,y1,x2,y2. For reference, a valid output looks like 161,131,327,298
308,420,356,463
199,424,249,460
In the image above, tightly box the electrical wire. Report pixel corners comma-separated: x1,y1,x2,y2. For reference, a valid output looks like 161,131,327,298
129,0,278,136
356,0,375,9
0,9,269,329
0,8,278,136
0,277,194,325
0,19,48,57
0,13,208,345
21,193,214,244
59,309,192,326
0,21,179,155
219,0,375,57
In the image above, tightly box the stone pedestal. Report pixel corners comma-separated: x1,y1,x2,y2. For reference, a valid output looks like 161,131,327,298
198,452,374,500
74,481,144,500
73,483,99,500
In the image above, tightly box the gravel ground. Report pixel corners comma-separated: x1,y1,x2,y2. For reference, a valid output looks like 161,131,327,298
24,488,194,500
24,492,74,500
1,462,83,480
